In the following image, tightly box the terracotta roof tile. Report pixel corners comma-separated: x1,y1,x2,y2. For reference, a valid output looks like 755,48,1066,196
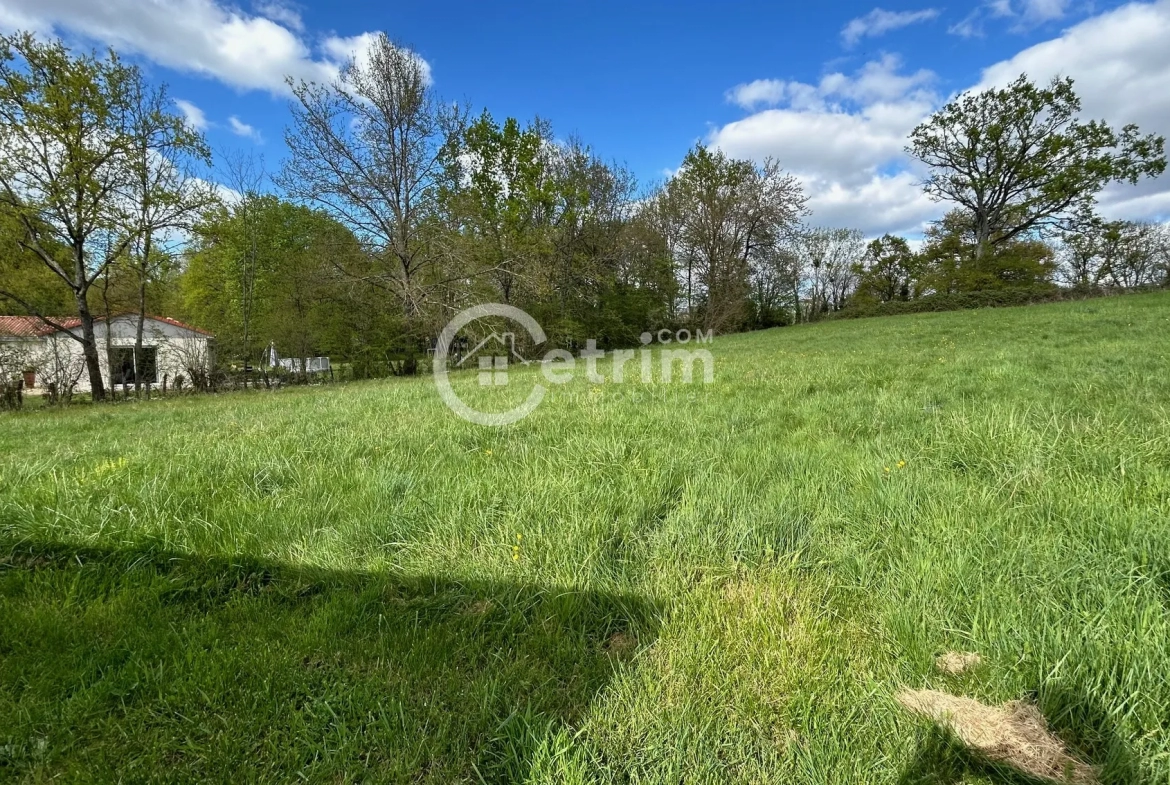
0,314,213,338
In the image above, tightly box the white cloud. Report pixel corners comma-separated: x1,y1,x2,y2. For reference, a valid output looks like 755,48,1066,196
710,2,1170,235
726,79,787,110
255,0,303,32
1022,0,1069,22
712,56,940,234
727,55,934,113
321,32,434,86
173,99,209,132
228,116,263,143
841,7,939,47
0,2,39,33
976,0,1170,220
0,0,427,96
804,171,938,235
950,0,1069,37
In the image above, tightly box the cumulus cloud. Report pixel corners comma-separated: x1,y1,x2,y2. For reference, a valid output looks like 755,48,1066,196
228,116,263,143
727,55,934,114
976,0,1170,220
803,171,938,235
321,31,434,86
725,79,787,110
711,1,1170,234
841,7,939,47
173,99,209,131
0,0,426,96
713,55,940,235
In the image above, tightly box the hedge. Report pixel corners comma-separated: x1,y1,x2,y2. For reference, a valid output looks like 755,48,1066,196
832,285,1164,320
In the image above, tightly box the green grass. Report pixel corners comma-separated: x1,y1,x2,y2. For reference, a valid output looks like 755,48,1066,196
3,293,1170,783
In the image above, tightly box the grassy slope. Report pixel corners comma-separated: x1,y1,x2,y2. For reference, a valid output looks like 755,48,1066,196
2,293,1169,784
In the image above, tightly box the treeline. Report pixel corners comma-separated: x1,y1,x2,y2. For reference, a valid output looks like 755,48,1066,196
2,33,1167,399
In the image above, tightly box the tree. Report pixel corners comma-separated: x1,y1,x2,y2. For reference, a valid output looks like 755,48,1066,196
280,34,465,370
0,204,74,315
853,234,920,303
919,209,1056,293
662,146,805,333
220,150,267,371
181,196,374,373
1057,214,1110,289
123,76,214,393
908,75,1165,269
439,113,556,305
0,33,144,400
1086,220,1170,288
747,244,800,328
791,227,866,317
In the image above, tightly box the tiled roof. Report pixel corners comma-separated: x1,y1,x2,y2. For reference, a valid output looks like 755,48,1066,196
0,314,213,338
0,316,63,337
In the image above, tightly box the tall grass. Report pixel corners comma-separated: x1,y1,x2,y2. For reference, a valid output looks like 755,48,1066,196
2,293,1169,783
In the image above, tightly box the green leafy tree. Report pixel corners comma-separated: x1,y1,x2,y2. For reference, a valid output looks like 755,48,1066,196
440,113,556,304
908,75,1165,269
919,210,1056,293
0,204,74,315
0,32,146,399
181,197,379,373
661,146,806,333
853,234,920,303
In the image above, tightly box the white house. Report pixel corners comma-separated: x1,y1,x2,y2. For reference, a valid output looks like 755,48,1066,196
0,314,214,394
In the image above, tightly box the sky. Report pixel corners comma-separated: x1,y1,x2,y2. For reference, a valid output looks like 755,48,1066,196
1,0,1169,237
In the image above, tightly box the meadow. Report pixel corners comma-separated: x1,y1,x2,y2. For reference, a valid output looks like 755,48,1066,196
2,293,1170,783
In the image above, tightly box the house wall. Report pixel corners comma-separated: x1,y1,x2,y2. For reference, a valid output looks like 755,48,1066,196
24,317,212,393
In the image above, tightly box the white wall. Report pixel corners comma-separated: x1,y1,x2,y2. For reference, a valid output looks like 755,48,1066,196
25,317,212,393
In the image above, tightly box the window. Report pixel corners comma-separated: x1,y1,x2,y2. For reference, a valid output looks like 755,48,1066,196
108,347,158,385
137,347,157,384
109,348,134,385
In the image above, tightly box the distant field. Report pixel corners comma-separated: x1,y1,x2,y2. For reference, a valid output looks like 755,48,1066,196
3,294,1170,784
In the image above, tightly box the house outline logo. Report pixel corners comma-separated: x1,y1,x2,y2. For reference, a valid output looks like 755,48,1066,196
433,304,547,426
455,331,530,386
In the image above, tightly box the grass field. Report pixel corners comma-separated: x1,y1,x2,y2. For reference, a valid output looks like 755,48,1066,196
3,293,1170,783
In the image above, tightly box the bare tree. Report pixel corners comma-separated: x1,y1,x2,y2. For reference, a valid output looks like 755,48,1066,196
279,34,466,360
124,80,214,395
1059,218,1170,289
0,339,31,409
790,227,866,319
220,149,267,375
163,334,213,392
30,333,86,403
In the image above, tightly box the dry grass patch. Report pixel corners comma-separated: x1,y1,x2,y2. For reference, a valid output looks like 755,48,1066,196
897,688,1097,784
935,651,982,675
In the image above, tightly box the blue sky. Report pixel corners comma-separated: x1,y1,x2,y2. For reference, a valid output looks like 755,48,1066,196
2,0,1169,235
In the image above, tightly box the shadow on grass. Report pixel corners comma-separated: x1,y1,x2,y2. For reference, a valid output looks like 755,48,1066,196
898,727,1060,785
898,685,1143,785
0,540,659,783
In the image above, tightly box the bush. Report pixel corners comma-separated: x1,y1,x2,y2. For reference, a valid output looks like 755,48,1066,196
837,285,1090,319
